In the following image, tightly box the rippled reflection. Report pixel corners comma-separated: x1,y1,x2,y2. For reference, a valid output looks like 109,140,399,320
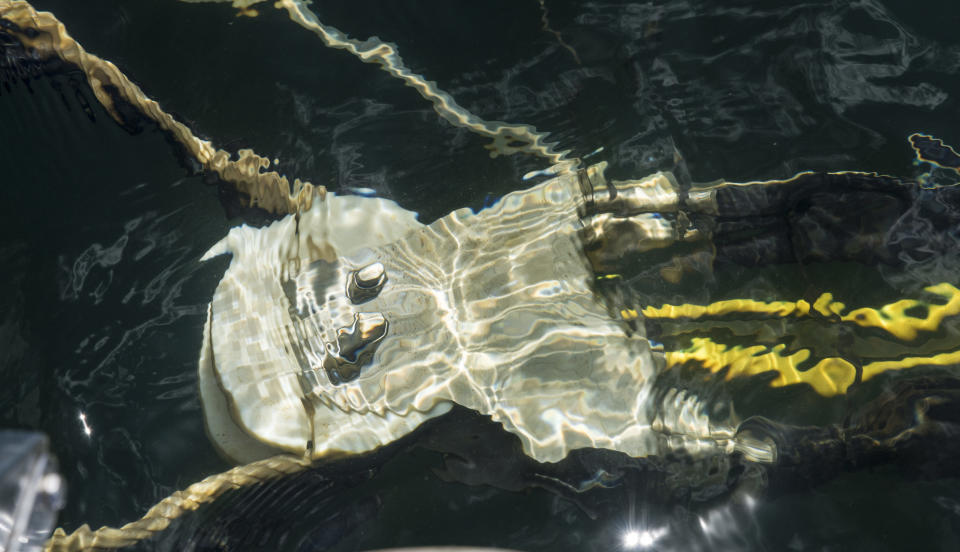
2,0,960,551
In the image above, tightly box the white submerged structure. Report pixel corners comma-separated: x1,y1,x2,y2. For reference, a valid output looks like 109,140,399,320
199,165,738,465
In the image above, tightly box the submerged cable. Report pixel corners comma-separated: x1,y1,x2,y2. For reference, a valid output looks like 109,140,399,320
0,0,322,215
43,454,311,552
179,0,580,173
274,0,575,171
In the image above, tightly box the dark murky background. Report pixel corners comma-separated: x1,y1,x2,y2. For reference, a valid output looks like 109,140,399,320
2,0,960,550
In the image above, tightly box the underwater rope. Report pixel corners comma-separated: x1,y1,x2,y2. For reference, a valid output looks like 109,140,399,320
0,0,323,215
43,454,311,552
637,282,960,341
2,0,579,216
639,283,960,397
666,339,858,397
274,0,574,169
178,0,574,170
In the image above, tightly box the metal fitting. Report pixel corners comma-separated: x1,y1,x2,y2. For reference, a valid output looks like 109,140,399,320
347,262,387,304
323,312,389,385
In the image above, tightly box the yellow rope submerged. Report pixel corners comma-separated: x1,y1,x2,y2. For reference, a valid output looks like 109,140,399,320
640,282,960,341
643,283,960,397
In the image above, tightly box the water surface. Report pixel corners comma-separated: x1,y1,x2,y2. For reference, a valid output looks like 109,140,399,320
3,0,960,550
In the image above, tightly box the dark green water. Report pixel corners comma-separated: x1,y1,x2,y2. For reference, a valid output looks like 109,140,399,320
2,1,960,550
